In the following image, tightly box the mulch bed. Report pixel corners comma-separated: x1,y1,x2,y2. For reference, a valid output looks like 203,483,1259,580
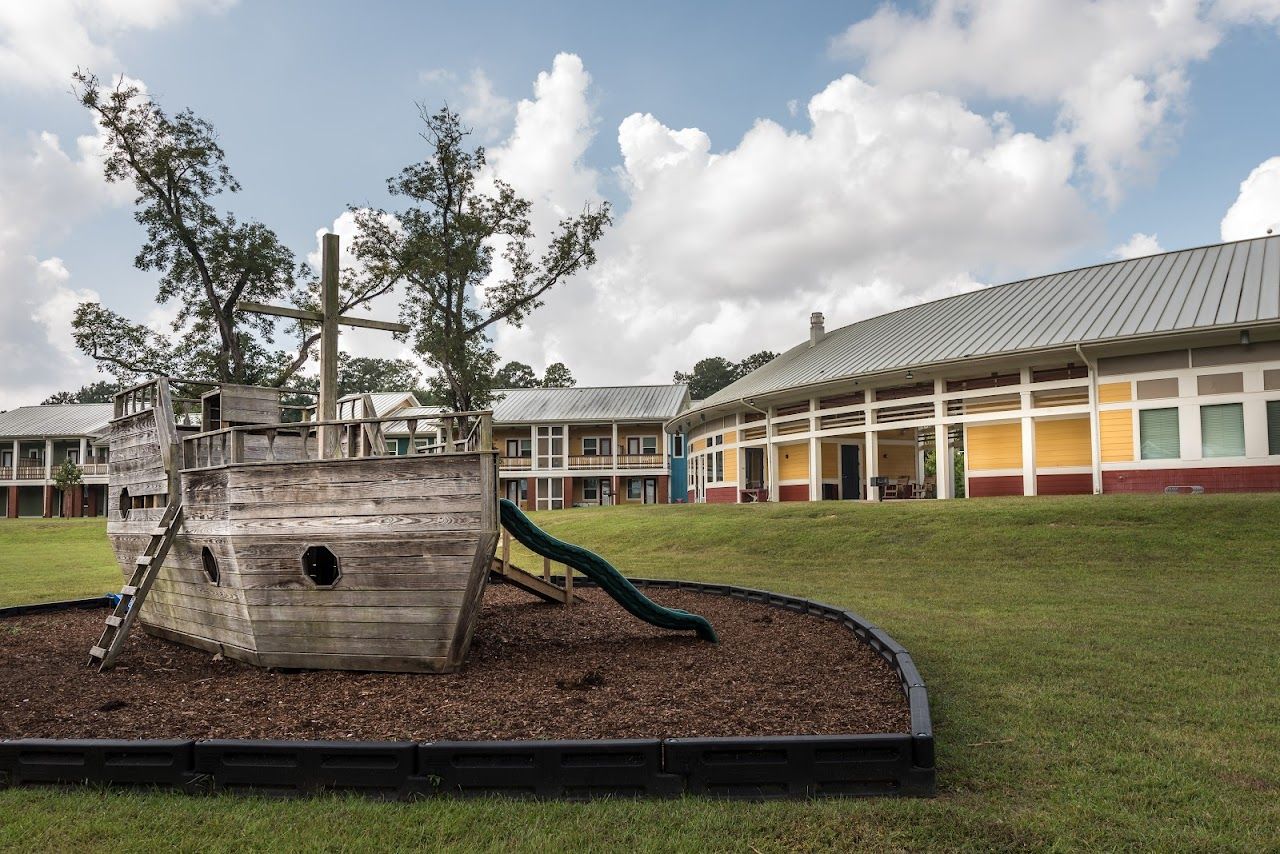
0,585,908,742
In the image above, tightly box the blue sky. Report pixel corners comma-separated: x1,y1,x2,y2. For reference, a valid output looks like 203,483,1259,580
2,0,1280,407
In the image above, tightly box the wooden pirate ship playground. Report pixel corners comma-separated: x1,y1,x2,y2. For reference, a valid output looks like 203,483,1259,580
89,234,714,673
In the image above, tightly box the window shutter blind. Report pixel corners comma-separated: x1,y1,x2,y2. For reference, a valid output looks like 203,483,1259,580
1139,408,1180,460
1266,400,1280,456
1200,403,1245,458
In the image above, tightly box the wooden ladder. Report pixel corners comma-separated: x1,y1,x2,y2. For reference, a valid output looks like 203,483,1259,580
89,499,184,672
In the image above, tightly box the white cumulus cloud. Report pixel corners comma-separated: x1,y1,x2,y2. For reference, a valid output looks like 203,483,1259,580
483,56,1095,386
831,0,1263,204
1221,157,1280,240
1111,232,1164,259
0,0,235,91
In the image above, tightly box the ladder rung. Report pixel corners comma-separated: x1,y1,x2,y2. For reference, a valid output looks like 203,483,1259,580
105,615,123,627
121,585,138,596
151,528,168,536
89,646,106,659
136,555,152,566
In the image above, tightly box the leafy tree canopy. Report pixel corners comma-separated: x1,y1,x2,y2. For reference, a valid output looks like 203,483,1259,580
540,362,575,388
674,351,778,400
41,381,123,405
70,71,390,388
350,106,610,412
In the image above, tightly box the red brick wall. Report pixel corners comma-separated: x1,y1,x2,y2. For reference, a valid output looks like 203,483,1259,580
706,486,737,504
657,475,669,505
1036,473,1093,496
778,484,809,502
1103,465,1280,494
968,475,1024,497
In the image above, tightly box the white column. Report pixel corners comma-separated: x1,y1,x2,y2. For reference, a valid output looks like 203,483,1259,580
1020,418,1036,496
1019,370,1036,496
766,406,780,501
935,427,954,499
866,429,880,501
78,437,87,465
611,421,619,469
808,435,821,501
10,439,17,477
1243,398,1268,458
44,438,53,480
529,424,538,471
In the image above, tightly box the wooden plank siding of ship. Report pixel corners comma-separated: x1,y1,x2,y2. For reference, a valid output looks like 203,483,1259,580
107,379,500,674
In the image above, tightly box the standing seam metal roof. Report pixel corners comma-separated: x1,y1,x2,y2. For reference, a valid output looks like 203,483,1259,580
491,385,690,423
697,235,1280,411
0,404,114,438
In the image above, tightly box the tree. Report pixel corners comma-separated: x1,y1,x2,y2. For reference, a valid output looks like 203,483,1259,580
674,357,738,400
673,351,778,399
735,350,778,376
41,380,123,405
350,106,611,412
493,360,538,389
69,71,390,388
335,356,422,396
540,362,576,388
52,458,83,514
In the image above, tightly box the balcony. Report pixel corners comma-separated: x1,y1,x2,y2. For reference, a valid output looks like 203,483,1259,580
2,462,110,480
498,454,665,472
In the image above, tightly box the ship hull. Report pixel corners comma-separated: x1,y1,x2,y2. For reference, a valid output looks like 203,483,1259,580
107,406,499,673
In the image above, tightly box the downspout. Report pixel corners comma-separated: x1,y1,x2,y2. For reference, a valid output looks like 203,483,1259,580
1075,343,1103,495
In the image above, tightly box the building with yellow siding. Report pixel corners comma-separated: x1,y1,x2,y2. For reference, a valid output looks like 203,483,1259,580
670,235,1280,501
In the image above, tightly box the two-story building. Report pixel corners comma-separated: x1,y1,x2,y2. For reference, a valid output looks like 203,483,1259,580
491,385,690,509
673,235,1280,502
0,404,113,517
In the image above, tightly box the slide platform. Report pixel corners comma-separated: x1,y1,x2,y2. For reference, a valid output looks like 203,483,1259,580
498,499,717,642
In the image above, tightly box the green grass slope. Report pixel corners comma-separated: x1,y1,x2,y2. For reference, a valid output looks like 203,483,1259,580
1,494,1278,851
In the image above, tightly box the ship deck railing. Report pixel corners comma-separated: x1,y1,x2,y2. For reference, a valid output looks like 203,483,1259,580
180,411,494,471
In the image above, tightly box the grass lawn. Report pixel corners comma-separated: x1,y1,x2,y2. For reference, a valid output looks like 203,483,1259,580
1,494,1278,851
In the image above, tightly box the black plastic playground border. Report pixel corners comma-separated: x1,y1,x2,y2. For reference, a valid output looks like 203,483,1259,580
0,582,935,800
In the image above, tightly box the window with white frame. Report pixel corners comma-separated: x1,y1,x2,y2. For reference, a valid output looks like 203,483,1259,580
672,434,684,457
1139,408,1180,460
627,478,642,500
536,477,564,510
506,438,532,458
582,477,599,501
714,450,724,482
535,427,564,468
1200,403,1245,458
642,436,657,455
582,437,611,456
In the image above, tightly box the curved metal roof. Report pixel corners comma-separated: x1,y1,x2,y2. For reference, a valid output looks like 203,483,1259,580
698,235,1280,411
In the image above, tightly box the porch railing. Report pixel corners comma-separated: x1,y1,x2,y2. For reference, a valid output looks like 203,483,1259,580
498,454,665,472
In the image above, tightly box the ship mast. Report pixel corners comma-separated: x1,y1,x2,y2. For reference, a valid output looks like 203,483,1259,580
238,233,410,457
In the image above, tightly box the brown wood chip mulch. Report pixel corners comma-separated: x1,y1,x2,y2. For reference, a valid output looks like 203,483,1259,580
0,586,909,742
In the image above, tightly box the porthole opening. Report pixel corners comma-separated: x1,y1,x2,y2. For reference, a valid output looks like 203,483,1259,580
302,545,340,587
201,547,219,584
118,487,131,520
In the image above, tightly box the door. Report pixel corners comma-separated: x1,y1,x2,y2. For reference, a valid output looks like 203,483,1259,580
643,477,657,505
840,444,860,500
744,447,765,489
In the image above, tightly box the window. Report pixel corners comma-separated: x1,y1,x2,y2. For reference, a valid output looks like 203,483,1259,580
642,436,657,455
714,450,724,482
1268,401,1280,456
536,477,564,510
536,427,565,468
582,478,599,500
302,545,340,587
582,437,611,456
506,438,532,458
627,478,642,500
200,547,219,584
626,437,639,455
673,434,684,457
1139,408,1180,460
1201,403,1245,458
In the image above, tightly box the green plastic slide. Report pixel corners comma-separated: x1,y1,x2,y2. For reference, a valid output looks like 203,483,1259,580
498,499,718,642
